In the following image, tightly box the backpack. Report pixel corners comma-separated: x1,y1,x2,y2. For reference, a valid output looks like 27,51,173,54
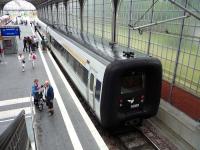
32,54,36,60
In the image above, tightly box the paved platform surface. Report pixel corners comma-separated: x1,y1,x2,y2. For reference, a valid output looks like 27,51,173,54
0,22,107,150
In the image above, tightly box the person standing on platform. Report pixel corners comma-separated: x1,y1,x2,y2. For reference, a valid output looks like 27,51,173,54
33,35,39,49
44,80,54,116
29,51,37,69
18,53,26,72
27,37,32,52
23,37,28,52
0,45,5,63
32,79,40,107
18,28,21,39
34,25,37,32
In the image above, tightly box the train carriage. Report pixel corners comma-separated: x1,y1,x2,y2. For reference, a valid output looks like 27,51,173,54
37,20,162,128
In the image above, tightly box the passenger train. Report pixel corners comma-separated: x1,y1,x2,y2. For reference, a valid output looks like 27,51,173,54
0,15,10,26
37,20,162,128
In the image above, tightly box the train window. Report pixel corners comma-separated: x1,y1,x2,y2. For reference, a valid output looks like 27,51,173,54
65,51,69,62
68,53,74,67
51,38,55,45
90,74,94,91
73,60,78,73
95,80,101,101
61,47,65,53
120,72,144,94
76,63,82,76
49,35,52,43
83,67,88,85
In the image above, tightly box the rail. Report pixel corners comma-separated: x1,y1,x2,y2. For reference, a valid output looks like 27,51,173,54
114,127,159,150
0,110,30,150
136,127,160,150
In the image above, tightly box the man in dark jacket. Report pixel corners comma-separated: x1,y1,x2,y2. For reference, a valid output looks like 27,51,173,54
23,37,27,52
44,80,54,115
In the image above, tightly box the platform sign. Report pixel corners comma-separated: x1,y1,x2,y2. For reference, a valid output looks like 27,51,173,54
0,27,20,36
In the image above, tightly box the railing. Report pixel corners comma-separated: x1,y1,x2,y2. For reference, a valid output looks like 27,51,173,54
0,110,30,150
30,94,38,150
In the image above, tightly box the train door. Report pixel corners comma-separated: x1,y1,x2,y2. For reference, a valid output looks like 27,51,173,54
88,71,96,110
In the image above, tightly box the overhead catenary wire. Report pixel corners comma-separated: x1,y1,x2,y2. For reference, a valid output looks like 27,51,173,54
130,14,190,30
129,0,200,33
168,0,200,21
187,1,200,14
132,0,159,27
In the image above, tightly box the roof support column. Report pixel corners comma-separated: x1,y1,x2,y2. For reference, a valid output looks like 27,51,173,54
147,0,155,55
37,7,42,19
0,4,3,16
44,6,47,22
169,0,188,103
63,0,68,32
47,5,50,23
51,3,54,25
41,7,43,19
43,6,45,21
55,2,59,28
110,0,120,47
37,7,41,19
38,7,42,20
79,0,84,33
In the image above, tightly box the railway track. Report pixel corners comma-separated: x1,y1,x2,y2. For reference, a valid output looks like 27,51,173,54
113,126,159,150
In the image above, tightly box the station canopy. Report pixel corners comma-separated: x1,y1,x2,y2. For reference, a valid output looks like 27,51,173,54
3,0,36,11
0,0,45,9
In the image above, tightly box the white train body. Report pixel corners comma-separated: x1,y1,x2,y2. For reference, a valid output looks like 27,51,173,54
37,20,162,128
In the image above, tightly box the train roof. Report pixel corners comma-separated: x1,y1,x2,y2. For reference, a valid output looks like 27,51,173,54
47,24,148,65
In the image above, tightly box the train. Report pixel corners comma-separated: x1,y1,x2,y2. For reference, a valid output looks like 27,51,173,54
0,15,10,26
37,19,162,129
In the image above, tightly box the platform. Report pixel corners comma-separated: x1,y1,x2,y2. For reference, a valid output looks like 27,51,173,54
0,22,108,150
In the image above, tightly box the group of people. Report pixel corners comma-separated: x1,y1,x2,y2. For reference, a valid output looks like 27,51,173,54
20,20,28,25
11,19,27,26
23,36,39,52
18,51,37,71
32,79,54,116
13,20,54,115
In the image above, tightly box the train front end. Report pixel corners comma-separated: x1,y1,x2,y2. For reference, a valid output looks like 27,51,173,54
100,57,162,128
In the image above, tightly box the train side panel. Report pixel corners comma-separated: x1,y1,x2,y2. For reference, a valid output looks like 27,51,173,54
37,20,162,129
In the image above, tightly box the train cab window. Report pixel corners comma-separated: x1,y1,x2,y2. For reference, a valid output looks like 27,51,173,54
95,80,101,101
119,72,145,112
90,74,94,91
120,72,144,94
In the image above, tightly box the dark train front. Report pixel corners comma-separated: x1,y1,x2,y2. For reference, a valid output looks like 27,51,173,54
100,57,162,128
